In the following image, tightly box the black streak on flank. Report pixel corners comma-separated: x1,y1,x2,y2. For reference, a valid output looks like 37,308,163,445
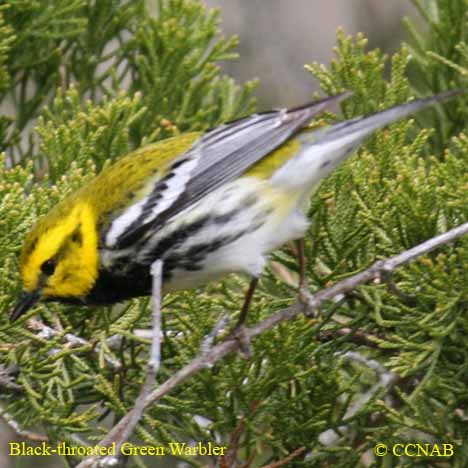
145,215,211,261
212,208,241,225
242,193,259,208
85,215,268,304
163,228,255,278
212,194,258,224
182,262,203,272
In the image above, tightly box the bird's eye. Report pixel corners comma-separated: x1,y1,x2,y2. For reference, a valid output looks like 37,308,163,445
41,260,56,276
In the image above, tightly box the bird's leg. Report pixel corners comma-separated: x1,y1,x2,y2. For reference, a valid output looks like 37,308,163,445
235,276,259,330
229,277,259,359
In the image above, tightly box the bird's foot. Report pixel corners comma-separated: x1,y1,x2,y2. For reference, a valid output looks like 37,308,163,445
298,285,317,318
228,324,252,360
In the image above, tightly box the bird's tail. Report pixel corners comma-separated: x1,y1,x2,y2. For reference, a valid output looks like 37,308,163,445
315,89,462,145
271,89,464,190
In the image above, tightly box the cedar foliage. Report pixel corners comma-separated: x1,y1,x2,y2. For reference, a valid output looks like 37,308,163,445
0,0,466,467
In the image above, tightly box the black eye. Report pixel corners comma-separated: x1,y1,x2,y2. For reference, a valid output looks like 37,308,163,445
41,260,56,276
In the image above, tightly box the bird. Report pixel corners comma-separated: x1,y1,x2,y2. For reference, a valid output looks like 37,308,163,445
10,89,462,327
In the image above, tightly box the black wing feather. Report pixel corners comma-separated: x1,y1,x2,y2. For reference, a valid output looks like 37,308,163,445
113,92,351,249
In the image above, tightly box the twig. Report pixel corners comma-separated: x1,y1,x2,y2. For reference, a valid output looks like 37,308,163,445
200,314,230,358
78,262,165,468
0,365,22,392
27,319,121,370
342,352,397,420
105,329,155,348
105,260,164,463
316,328,381,349
225,414,246,468
300,222,468,314
0,375,22,392
379,268,417,306
318,351,398,446
0,407,48,442
259,446,306,468
75,222,468,467
224,401,260,468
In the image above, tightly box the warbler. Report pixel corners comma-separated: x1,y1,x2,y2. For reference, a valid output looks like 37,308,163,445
10,89,462,321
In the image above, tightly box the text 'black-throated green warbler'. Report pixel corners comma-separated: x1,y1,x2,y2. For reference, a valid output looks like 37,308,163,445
10,90,463,321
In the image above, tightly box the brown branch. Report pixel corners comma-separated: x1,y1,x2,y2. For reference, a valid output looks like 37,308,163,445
0,408,48,442
225,414,246,468
225,401,260,468
75,222,468,467
259,447,306,468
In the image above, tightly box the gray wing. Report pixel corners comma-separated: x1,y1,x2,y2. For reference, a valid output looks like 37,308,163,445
108,91,351,249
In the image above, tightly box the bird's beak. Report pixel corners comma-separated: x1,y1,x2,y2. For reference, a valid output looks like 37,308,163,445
9,290,40,321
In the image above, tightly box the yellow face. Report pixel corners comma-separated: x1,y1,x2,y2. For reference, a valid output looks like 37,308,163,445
19,202,99,302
